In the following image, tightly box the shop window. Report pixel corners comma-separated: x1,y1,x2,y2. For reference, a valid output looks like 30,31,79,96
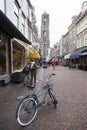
0,34,8,76
12,42,25,72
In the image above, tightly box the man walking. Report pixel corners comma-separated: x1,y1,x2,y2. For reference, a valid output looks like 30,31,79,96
51,59,56,70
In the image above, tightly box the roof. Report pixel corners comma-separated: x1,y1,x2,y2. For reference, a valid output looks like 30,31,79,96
0,10,31,45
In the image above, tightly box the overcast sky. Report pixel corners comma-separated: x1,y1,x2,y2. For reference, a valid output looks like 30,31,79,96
31,0,85,47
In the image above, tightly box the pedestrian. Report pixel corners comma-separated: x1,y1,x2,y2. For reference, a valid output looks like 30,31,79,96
69,60,73,69
51,59,56,70
30,59,37,84
22,60,31,74
26,60,31,70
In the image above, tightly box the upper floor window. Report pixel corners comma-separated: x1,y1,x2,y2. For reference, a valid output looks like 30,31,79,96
85,34,87,45
85,19,87,29
14,1,20,28
21,12,25,35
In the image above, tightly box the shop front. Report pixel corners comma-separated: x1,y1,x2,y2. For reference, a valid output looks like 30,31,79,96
70,49,87,70
0,10,31,86
63,53,72,66
0,33,10,86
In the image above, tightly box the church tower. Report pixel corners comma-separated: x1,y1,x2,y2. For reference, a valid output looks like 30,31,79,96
41,11,50,60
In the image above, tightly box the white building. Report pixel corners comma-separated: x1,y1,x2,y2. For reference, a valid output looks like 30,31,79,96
0,0,38,85
0,0,33,41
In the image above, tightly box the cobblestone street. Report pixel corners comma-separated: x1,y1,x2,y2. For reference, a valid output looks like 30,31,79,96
0,66,87,130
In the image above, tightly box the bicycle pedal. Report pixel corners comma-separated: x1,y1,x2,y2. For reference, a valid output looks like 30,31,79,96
26,85,34,90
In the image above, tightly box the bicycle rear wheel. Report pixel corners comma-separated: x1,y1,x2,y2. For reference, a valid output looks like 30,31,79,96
48,89,58,109
16,96,37,126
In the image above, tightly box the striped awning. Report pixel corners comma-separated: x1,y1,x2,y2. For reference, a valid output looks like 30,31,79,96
64,53,71,59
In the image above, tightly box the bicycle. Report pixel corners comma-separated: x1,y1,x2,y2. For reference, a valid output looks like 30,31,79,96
16,73,58,126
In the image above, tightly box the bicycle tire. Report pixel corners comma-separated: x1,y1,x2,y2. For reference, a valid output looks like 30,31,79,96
23,74,31,86
48,89,57,109
16,96,37,126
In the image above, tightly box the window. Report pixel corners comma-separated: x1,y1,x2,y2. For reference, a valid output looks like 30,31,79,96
85,19,87,29
0,34,8,75
81,35,84,47
85,33,87,45
28,29,32,41
14,1,20,28
21,13,25,35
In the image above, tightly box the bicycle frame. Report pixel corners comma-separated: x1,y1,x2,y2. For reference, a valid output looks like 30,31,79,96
32,84,49,108
29,73,56,108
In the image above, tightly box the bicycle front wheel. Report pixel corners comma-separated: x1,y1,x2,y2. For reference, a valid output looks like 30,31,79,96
16,97,37,126
48,89,58,109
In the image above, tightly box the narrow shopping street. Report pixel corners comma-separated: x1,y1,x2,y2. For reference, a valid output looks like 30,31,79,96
0,66,87,130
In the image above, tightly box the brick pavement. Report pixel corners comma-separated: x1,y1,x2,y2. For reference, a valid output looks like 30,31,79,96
0,66,87,130
33,66,87,130
0,68,42,130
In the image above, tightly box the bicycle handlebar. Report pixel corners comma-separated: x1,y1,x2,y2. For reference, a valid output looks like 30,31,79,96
48,73,56,79
36,73,56,85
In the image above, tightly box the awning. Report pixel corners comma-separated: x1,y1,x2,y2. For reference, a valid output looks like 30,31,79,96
12,38,40,59
0,10,31,44
64,53,71,59
80,50,87,56
12,38,27,49
27,45,40,59
70,49,87,58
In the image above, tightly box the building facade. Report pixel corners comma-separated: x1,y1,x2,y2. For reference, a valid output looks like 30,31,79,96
0,0,35,85
76,2,87,50
52,1,87,66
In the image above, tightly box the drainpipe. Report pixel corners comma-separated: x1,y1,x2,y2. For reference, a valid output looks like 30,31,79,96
4,0,6,15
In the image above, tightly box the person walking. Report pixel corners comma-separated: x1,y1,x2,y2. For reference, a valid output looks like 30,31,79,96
30,59,37,84
22,60,31,74
26,61,31,70
51,59,56,70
